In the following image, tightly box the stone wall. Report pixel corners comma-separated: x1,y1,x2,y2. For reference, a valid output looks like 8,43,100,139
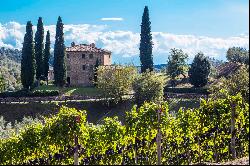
66,51,111,86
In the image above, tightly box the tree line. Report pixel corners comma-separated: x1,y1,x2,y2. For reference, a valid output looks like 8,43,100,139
19,6,249,91
140,6,249,87
21,16,65,91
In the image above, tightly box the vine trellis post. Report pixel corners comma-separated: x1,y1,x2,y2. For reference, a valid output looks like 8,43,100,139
157,105,162,165
74,134,79,165
231,102,236,159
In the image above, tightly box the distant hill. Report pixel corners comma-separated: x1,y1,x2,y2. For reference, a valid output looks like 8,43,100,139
0,47,22,63
0,48,22,91
135,64,167,72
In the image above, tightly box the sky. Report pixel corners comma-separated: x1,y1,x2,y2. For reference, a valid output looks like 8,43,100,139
0,0,249,65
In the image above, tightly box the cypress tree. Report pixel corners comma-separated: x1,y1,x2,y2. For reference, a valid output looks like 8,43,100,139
188,52,211,87
44,30,51,85
35,17,44,85
53,16,66,87
139,6,153,73
21,21,36,91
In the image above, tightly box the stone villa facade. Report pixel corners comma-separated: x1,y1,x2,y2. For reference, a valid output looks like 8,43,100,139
65,42,111,86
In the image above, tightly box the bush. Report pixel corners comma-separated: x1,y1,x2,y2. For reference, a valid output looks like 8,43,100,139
0,89,59,98
188,52,211,87
96,65,137,104
132,71,167,106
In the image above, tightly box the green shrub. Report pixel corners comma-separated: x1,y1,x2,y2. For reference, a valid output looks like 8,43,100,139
132,71,167,106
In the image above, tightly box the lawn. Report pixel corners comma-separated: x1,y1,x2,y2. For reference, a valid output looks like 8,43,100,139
35,84,102,96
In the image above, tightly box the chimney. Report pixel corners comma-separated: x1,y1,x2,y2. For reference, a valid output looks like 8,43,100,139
71,42,75,47
90,43,95,48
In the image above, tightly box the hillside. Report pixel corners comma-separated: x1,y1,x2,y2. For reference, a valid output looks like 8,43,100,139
0,48,22,91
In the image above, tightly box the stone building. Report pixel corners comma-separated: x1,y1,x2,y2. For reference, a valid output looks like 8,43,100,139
65,42,111,86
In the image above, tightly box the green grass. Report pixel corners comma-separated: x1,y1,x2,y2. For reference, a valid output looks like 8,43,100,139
35,84,101,96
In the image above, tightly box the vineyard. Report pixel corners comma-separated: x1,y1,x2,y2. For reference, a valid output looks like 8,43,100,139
0,93,248,165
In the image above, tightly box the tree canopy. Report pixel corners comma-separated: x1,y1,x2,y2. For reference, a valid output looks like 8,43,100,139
226,47,249,65
188,52,211,87
166,48,188,80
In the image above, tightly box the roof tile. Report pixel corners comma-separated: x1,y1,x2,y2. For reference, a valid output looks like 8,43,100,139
66,43,111,54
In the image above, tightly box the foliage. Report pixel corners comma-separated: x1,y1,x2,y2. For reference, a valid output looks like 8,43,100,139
0,56,22,91
188,52,211,87
53,16,66,87
43,31,51,82
0,94,248,165
0,75,6,92
35,17,44,81
96,65,137,104
166,48,188,81
0,116,42,139
226,47,249,65
132,71,167,106
21,21,36,90
139,6,153,73
209,65,249,102
0,89,59,98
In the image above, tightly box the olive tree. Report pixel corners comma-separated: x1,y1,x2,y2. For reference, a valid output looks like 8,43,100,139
96,65,137,104
132,71,167,106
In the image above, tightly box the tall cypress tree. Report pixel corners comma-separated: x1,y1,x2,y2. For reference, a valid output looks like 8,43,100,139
139,6,153,73
44,30,51,85
35,17,44,85
53,16,66,87
21,21,36,91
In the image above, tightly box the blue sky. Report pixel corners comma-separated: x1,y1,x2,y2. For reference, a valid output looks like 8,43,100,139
0,0,249,64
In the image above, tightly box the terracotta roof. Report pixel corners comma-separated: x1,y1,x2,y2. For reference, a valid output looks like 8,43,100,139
216,62,241,78
66,43,111,54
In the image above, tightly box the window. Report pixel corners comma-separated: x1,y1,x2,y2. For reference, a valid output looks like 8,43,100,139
82,54,85,59
109,54,111,59
82,65,86,70
89,54,93,59
67,54,69,58
67,65,71,71
89,65,93,70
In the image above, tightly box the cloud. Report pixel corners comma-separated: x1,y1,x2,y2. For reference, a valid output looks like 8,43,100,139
0,21,249,64
100,17,124,21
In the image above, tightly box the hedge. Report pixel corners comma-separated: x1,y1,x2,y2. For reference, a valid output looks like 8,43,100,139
0,90,59,98
164,87,210,94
